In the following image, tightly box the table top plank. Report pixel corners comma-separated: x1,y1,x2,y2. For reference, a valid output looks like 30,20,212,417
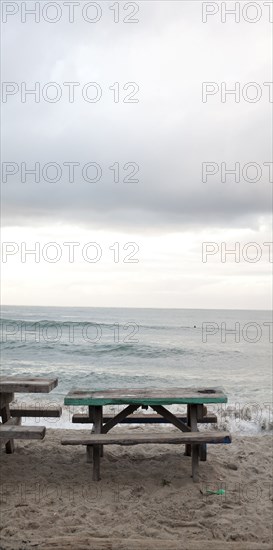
0,377,58,394
64,387,227,406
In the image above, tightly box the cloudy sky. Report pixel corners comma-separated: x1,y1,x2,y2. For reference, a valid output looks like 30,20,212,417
1,0,272,309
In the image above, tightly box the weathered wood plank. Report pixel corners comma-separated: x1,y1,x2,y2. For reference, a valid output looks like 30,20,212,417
64,387,227,406
10,406,62,418
61,431,232,446
0,425,46,440
0,377,58,393
72,412,217,424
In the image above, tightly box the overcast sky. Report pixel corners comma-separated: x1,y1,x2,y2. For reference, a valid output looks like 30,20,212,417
1,1,272,309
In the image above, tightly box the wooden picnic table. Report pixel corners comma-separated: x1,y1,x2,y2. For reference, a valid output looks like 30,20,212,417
0,377,59,453
64,387,229,481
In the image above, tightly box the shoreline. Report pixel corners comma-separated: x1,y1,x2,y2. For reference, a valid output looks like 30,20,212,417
1,430,272,549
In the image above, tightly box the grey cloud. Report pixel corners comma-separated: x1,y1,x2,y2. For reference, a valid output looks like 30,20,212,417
1,0,271,231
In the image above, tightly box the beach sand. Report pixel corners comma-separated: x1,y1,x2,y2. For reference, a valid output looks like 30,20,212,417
0,429,272,550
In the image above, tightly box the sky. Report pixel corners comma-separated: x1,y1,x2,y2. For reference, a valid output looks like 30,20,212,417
1,0,272,309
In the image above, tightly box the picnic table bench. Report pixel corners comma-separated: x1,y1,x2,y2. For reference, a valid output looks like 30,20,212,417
0,377,61,453
62,387,231,482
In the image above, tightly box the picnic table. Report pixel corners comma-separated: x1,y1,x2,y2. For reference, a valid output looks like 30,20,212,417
0,377,61,453
62,387,231,481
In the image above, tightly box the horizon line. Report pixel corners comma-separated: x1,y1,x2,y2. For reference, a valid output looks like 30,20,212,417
1,304,272,313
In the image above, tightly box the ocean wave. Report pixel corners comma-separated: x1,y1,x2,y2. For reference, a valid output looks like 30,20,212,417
0,335,241,360
0,317,197,332
0,318,119,329
215,406,273,434
0,333,197,357
56,342,190,358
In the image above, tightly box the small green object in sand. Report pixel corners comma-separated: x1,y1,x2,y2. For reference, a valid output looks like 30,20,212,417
205,489,225,495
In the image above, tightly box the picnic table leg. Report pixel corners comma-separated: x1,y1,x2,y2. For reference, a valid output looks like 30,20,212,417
184,405,191,456
190,405,199,482
197,405,207,461
1,404,15,454
88,406,103,461
86,444,93,463
92,406,102,481
86,406,94,463
100,407,103,458
88,406,94,422
199,443,207,461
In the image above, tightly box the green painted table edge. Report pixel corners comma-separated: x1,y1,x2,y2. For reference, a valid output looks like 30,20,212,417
64,396,228,406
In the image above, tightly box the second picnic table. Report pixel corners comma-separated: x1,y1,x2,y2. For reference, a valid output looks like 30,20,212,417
0,377,61,452
63,387,230,481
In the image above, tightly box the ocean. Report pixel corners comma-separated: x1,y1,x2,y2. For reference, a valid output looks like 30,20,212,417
1,305,272,434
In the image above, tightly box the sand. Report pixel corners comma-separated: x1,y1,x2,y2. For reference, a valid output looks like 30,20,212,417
0,429,272,550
